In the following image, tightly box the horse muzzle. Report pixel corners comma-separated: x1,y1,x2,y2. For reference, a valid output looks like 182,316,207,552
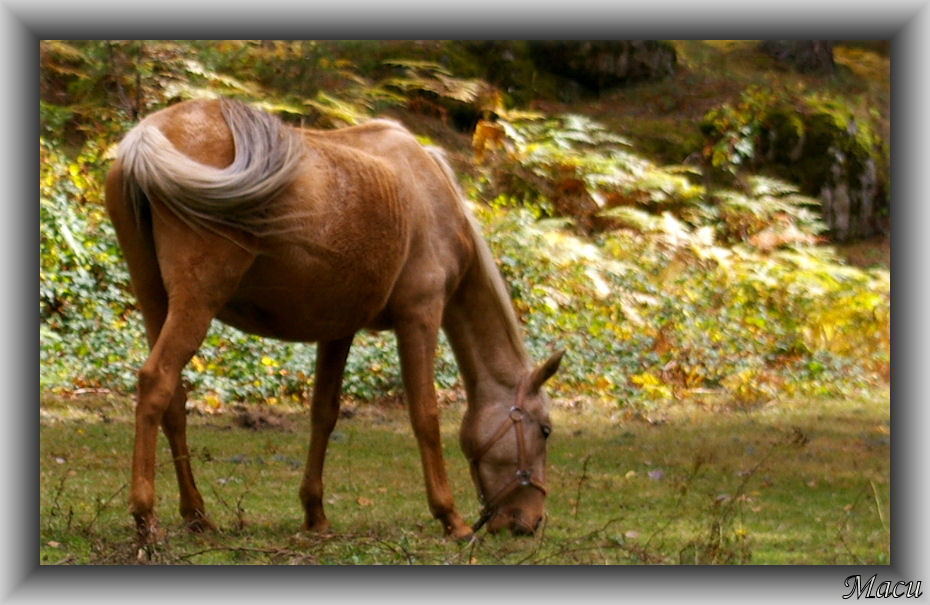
483,506,543,536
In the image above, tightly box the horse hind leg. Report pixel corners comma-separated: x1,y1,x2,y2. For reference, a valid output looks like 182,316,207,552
134,276,214,534
130,300,217,542
162,384,215,532
136,299,215,535
105,166,208,539
121,236,251,540
128,228,253,542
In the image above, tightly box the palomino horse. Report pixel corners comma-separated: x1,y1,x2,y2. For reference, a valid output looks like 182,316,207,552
105,97,564,541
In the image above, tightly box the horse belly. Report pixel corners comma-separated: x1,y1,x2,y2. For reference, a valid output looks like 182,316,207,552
217,254,398,343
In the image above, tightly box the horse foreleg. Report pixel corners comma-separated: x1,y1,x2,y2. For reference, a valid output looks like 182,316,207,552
394,308,473,540
299,336,353,533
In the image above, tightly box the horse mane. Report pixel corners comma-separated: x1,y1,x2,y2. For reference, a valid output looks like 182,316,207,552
117,98,307,237
424,147,530,364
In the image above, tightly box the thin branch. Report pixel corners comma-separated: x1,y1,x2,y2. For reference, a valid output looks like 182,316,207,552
572,454,591,519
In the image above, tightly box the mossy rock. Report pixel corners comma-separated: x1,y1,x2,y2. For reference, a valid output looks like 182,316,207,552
457,41,578,105
759,41,836,74
756,98,887,240
527,41,677,94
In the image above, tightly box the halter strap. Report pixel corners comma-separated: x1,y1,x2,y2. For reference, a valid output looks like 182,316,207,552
468,378,547,532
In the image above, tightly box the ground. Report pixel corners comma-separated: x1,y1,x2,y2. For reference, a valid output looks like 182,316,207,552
40,386,889,565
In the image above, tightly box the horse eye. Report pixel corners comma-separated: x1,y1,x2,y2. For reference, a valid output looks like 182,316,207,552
541,425,551,439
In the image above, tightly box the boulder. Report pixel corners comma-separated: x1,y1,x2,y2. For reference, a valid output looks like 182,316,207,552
528,41,677,92
759,40,835,74
757,99,887,240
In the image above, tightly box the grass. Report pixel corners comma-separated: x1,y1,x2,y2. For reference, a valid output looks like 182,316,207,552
39,386,889,565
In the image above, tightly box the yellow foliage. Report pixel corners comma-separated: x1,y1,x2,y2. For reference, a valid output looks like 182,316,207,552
472,120,506,164
630,372,673,400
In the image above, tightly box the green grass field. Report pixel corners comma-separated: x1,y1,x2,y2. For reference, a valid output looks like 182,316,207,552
39,386,889,565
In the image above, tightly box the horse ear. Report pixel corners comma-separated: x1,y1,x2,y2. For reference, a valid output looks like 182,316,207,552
529,349,565,393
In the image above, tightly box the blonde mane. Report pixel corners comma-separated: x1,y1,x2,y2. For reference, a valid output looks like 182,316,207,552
425,147,529,364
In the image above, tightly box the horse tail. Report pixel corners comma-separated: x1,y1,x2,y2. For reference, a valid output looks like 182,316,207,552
116,98,306,237
424,147,529,361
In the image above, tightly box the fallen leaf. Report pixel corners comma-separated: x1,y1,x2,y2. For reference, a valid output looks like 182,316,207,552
357,496,374,507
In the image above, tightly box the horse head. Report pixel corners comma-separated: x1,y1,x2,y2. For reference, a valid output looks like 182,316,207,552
461,350,564,536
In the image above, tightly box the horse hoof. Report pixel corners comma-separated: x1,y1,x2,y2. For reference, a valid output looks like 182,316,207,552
134,514,162,545
301,519,332,534
187,514,217,533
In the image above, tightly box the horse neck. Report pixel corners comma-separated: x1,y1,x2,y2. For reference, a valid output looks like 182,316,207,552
442,229,530,410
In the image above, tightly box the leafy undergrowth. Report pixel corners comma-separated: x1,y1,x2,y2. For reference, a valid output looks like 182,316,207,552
40,40,889,415
40,388,888,565
477,203,888,413
467,110,888,412
40,124,889,414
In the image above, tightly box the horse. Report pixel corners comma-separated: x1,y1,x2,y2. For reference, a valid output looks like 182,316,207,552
104,97,564,542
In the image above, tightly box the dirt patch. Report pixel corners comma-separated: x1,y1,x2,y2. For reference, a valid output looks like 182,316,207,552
833,233,890,270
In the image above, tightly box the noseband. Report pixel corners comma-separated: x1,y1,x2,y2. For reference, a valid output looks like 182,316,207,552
469,378,547,532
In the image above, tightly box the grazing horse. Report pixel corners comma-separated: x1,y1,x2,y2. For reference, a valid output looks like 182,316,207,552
105,97,564,541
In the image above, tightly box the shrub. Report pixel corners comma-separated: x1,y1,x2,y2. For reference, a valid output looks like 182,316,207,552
469,111,888,410
40,137,145,392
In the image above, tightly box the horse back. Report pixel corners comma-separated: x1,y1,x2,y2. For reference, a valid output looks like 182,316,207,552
305,120,476,295
111,99,474,343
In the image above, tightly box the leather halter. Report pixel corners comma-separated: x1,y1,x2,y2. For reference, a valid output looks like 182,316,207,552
468,378,547,532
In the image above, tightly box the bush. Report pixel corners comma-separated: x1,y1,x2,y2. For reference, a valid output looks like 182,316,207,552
40,137,145,392
469,112,888,410
475,201,887,411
